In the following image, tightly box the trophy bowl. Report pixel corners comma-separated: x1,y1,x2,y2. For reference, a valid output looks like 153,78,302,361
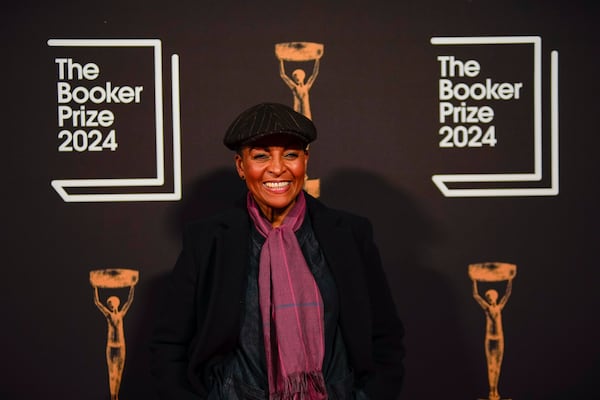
468,262,516,282
275,42,324,61
90,268,139,288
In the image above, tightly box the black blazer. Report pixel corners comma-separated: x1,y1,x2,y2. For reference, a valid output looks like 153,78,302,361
150,194,404,399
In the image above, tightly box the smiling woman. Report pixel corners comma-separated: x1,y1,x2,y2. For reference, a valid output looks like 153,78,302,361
151,103,405,400
235,135,309,227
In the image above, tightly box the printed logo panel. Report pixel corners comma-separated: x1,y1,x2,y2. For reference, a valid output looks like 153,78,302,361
48,39,182,202
431,37,559,197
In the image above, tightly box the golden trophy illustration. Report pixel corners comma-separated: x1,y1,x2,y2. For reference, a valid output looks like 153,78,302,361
275,41,323,120
90,268,138,400
275,41,324,197
469,262,516,400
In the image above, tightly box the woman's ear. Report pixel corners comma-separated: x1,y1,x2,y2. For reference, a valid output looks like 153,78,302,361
234,153,245,179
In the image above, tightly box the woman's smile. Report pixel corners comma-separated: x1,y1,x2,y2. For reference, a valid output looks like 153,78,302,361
264,181,291,191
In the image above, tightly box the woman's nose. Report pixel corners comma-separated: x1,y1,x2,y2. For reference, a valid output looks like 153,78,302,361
269,155,285,175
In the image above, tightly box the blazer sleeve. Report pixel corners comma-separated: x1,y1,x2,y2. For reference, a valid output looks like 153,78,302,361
354,217,405,399
149,224,205,400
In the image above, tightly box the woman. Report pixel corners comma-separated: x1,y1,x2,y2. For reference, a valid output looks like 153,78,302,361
150,103,404,399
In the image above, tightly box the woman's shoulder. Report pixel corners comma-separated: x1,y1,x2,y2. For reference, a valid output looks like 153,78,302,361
183,206,249,236
305,193,373,231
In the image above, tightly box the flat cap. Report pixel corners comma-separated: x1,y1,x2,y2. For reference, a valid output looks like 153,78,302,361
223,102,317,150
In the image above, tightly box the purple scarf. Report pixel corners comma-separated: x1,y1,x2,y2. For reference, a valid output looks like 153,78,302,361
247,191,327,400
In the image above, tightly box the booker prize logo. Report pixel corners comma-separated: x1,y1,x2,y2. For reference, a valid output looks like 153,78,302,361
48,39,182,202
431,36,559,197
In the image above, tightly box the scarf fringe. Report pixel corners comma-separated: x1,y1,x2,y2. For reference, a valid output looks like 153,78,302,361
271,371,327,400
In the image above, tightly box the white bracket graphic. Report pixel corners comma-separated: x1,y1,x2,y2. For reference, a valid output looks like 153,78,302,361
48,39,182,202
430,36,559,197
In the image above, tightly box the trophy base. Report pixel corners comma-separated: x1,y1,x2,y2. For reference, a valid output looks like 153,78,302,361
304,178,320,198
477,398,511,400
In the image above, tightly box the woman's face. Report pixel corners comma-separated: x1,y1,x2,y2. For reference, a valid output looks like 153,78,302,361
235,135,308,224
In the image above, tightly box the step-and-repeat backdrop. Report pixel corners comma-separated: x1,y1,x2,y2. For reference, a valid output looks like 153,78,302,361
3,1,598,399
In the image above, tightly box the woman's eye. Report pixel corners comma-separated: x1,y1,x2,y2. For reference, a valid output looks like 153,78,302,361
284,152,299,159
252,153,269,160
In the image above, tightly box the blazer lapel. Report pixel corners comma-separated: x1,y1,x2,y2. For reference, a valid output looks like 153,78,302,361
306,195,373,371
307,197,370,314
210,207,251,335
